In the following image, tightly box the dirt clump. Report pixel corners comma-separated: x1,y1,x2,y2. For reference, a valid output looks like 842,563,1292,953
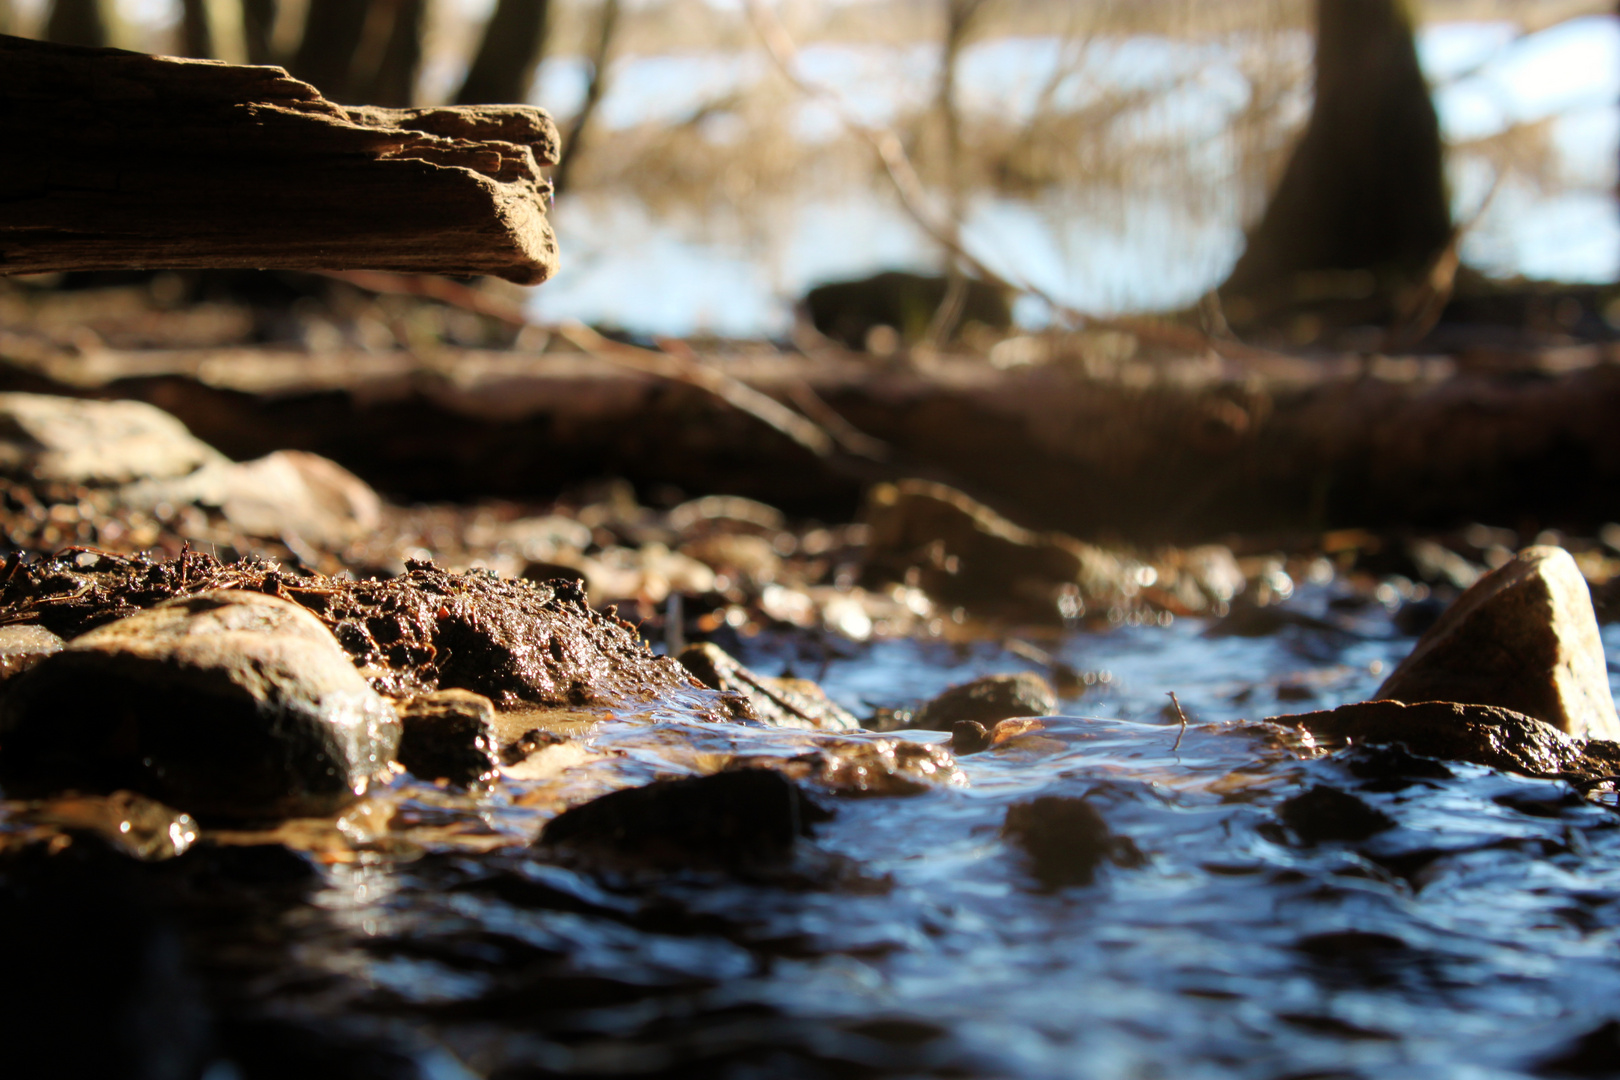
0,548,716,713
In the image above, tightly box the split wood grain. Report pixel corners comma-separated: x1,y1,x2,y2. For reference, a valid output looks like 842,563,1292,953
0,34,560,283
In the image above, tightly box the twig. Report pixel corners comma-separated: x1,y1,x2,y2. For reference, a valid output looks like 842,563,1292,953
1384,169,1505,353
556,320,837,458
1167,690,1189,751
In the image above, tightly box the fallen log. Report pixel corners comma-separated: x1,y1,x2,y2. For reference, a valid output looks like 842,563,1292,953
0,34,559,284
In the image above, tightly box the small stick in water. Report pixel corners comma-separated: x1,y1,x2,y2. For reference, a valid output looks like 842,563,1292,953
1168,691,1189,752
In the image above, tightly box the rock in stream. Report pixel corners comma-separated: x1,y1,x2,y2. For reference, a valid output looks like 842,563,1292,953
1374,545,1620,739
0,590,399,820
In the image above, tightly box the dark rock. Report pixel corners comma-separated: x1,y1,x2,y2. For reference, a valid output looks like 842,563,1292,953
1374,546,1620,739
860,479,1123,616
803,270,1011,350
1003,794,1143,888
761,736,965,796
537,768,829,872
1276,785,1394,843
912,671,1057,731
1274,699,1587,778
950,720,992,755
499,726,566,766
396,689,499,787
0,590,400,821
678,641,858,732
1537,1019,1620,1076
0,834,213,1080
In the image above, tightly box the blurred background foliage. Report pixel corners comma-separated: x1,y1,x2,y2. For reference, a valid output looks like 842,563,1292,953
1,0,1614,339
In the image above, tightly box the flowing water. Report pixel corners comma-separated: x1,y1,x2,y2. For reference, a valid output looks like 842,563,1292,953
70,582,1618,1080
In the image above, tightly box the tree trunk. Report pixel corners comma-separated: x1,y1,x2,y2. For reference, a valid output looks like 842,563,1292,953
354,0,425,107
0,34,560,284
44,0,108,47
289,0,371,102
551,0,616,196
455,0,549,106
241,0,278,65
1220,0,1450,326
180,0,213,58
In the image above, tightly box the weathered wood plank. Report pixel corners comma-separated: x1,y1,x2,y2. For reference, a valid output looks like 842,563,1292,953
0,34,560,284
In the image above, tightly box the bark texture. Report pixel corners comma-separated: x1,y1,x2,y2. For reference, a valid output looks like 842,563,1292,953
0,34,560,283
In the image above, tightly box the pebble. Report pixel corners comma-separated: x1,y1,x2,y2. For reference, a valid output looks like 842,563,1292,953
396,689,500,787
0,590,400,820
911,671,1058,731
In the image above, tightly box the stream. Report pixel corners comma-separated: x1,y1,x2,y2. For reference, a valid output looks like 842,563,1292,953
60,582,1616,1080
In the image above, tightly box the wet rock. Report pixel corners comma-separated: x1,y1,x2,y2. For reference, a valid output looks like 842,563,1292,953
950,720,992,755
0,590,400,820
1276,786,1394,843
17,791,200,861
1002,794,1144,887
396,689,500,787
762,736,965,795
1274,699,1588,778
911,671,1058,732
1374,546,1620,739
860,479,1123,616
0,392,227,486
678,641,859,732
537,768,829,872
0,834,213,1080
0,623,62,683
500,727,566,766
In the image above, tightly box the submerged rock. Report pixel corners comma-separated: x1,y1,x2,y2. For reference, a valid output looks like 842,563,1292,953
1276,786,1394,844
911,671,1058,732
1003,794,1144,888
0,590,399,820
396,689,500,787
537,768,828,872
1375,546,1619,739
678,641,859,732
